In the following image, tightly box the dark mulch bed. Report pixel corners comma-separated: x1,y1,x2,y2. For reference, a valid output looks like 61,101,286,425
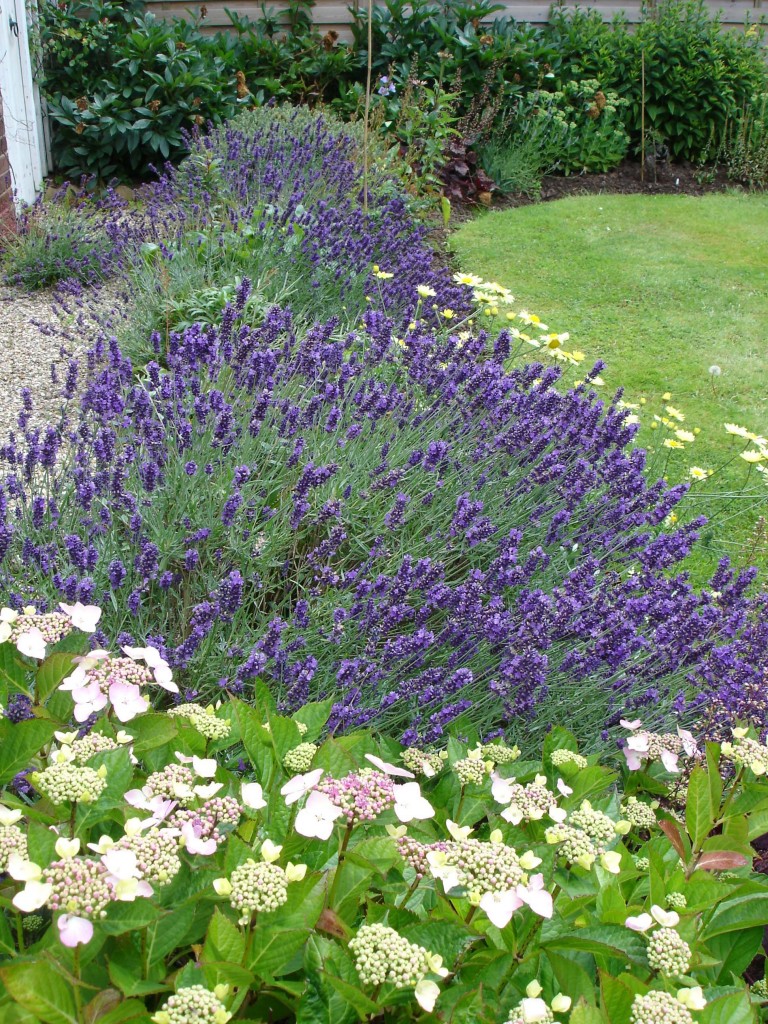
481,159,743,214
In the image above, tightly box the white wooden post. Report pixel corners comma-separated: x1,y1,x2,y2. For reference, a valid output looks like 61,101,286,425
0,0,48,207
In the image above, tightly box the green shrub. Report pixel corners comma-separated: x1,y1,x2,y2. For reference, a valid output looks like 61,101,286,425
39,3,248,180
725,92,768,188
547,0,768,162
483,80,629,184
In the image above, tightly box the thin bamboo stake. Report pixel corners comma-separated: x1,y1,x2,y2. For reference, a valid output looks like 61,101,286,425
640,49,646,183
362,0,374,214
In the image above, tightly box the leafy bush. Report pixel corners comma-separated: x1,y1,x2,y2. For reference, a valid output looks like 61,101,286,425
484,80,630,184
547,1,768,161
725,93,768,188
2,111,767,748
1,186,143,290
39,2,248,180
1,618,768,1022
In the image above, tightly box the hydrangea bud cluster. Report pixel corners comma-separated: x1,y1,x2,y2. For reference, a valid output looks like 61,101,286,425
86,657,154,695
316,770,395,824
503,780,557,822
8,611,72,646
0,824,28,871
453,757,490,786
429,839,526,895
721,733,768,775
349,923,431,988
68,734,120,763
44,857,113,918
145,764,195,801
173,796,241,845
167,703,231,741
22,914,44,932
32,762,107,804
152,985,231,1024
646,927,692,977
622,797,658,830
640,731,685,761
481,743,520,765
634,856,650,871
402,748,445,776
296,721,309,736
666,892,687,909
398,836,450,878
228,860,289,922
752,978,768,998
550,749,588,770
283,742,318,774
545,823,597,865
629,991,693,1024
118,828,181,885
569,801,622,846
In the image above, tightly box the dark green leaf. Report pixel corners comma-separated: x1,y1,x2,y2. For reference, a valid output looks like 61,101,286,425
0,719,56,787
0,962,78,1024
686,766,715,848
35,653,77,703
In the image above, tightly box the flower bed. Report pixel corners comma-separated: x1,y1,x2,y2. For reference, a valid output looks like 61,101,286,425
1,109,766,749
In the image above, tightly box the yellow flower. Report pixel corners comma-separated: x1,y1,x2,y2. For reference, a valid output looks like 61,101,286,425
373,268,394,280
505,311,517,321
663,439,685,449
416,285,436,299
441,309,455,320
453,272,483,287
724,422,752,439
740,450,766,464
662,392,672,400
674,430,695,443
665,405,685,422
688,466,708,480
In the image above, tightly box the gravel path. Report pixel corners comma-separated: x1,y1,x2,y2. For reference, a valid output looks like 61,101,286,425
0,283,121,444
0,286,76,442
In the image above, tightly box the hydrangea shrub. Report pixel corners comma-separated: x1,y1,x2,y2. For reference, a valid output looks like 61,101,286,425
0,619,767,1022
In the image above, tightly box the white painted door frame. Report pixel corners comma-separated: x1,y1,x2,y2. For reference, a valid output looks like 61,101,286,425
0,0,48,206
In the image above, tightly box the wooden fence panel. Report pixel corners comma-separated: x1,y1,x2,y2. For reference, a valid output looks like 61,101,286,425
146,0,767,38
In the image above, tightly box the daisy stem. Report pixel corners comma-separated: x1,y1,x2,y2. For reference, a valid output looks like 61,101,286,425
14,911,24,953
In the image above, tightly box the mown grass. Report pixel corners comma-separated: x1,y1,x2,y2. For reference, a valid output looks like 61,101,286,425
451,192,768,583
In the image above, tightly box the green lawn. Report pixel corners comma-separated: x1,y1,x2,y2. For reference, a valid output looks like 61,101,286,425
451,192,768,582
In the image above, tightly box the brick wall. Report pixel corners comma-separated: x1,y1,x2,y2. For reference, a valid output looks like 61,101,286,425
0,93,17,241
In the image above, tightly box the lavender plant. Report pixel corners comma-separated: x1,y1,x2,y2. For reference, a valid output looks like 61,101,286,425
1,109,766,748
1,185,143,291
